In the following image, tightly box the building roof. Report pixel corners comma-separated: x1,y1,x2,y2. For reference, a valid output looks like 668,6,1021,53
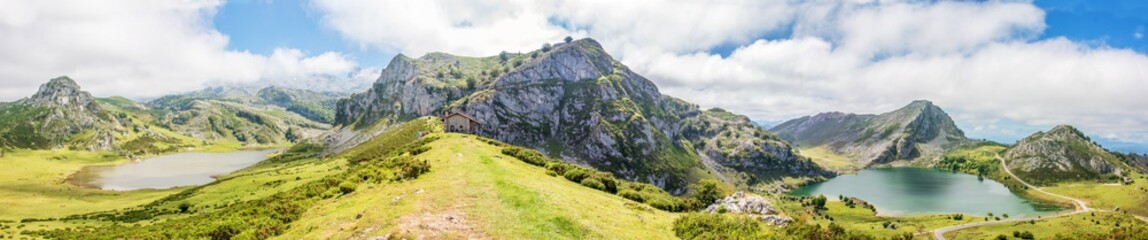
443,111,480,124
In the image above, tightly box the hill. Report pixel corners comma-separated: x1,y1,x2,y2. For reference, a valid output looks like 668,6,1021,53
331,38,827,193
0,77,334,154
1004,125,1129,186
770,100,972,167
26,118,686,239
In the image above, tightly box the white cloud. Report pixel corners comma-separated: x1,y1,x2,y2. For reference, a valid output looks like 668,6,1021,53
0,0,361,100
310,0,1148,148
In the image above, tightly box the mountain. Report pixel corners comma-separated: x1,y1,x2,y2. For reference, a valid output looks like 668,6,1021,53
148,86,337,145
331,38,827,193
0,76,132,150
1003,125,1127,186
770,100,972,166
0,77,334,153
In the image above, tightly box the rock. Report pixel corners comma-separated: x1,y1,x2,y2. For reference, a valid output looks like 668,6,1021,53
705,192,777,215
1004,125,1124,185
705,191,791,226
770,100,972,166
330,38,827,193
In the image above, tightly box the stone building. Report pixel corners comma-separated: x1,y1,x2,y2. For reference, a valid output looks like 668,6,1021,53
443,112,480,134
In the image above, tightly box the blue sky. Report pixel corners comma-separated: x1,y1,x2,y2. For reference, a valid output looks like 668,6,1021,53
213,0,389,67
212,0,1148,66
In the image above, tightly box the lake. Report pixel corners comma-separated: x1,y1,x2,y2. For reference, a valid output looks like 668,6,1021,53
790,168,1064,217
69,149,280,191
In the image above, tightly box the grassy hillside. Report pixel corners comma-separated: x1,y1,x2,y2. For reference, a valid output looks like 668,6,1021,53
945,211,1146,239
0,150,180,221
279,134,680,239
16,117,691,239
1044,171,1148,216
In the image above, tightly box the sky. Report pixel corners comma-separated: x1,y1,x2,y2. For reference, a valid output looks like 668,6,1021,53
0,0,1146,153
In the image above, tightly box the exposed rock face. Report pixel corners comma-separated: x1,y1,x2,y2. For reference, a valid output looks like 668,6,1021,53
149,87,333,145
0,76,123,150
705,192,790,226
25,76,101,112
332,38,827,193
1004,125,1124,185
770,100,971,166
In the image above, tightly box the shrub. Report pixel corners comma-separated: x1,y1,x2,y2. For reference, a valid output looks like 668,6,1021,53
564,36,573,43
393,157,430,180
178,203,192,213
542,43,553,52
545,162,569,175
338,181,356,194
618,190,644,202
563,168,590,182
580,178,606,191
689,179,725,206
673,213,765,240
648,196,684,212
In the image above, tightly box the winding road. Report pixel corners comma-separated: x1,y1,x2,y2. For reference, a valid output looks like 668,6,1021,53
931,154,1092,240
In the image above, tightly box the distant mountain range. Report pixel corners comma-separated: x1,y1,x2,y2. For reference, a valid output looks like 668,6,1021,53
0,76,333,154
770,100,972,166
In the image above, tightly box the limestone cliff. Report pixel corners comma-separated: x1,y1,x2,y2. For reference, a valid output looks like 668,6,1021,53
331,39,828,193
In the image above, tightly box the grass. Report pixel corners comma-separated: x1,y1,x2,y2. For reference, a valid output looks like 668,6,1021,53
945,211,1146,239
798,146,858,171
0,149,181,221
777,199,978,239
277,134,679,239
1043,171,1148,216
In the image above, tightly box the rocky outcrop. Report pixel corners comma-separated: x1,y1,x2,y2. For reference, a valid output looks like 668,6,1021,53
770,100,972,166
0,76,123,150
1004,125,1125,185
25,76,101,112
331,38,827,193
705,192,791,226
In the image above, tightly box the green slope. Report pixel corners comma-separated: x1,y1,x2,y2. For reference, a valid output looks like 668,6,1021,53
24,118,682,239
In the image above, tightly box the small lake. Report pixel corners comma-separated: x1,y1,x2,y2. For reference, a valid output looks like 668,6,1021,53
70,149,280,191
791,168,1064,217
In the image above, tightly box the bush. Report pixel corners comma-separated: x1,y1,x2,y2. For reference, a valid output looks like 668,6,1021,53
580,178,606,191
689,179,725,206
648,196,685,212
393,158,430,180
545,162,569,175
563,168,590,182
564,36,573,43
338,181,356,194
178,203,192,213
541,43,553,52
673,213,765,240
618,190,644,202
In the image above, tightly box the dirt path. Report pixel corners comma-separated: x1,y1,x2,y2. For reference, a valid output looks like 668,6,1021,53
931,154,1092,240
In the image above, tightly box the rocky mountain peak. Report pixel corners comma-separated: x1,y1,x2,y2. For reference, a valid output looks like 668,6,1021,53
1005,125,1121,185
1044,125,1087,139
496,38,615,86
24,76,100,112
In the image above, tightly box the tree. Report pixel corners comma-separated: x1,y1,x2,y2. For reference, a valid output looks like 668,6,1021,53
466,77,477,90
498,51,510,62
995,234,1009,240
1019,231,1034,240
690,179,726,206
178,202,192,213
542,43,553,52
811,194,828,210
564,36,573,43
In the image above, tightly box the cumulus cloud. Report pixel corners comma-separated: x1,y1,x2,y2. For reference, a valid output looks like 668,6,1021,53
0,0,361,100
310,0,1148,149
